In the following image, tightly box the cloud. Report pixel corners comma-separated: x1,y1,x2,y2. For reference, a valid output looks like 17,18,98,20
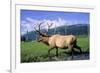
21,20,35,35
21,17,72,35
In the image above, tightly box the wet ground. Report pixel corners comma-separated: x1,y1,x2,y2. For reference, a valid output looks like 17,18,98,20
49,52,89,61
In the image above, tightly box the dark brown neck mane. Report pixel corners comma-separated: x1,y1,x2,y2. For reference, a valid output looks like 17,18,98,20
42,36,50,45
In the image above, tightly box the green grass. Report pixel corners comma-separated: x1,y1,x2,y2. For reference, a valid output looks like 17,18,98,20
21,36,89,62
77,36,89,52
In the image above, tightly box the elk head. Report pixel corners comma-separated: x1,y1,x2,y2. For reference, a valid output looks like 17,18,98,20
36,32,50,45
34,22,50,43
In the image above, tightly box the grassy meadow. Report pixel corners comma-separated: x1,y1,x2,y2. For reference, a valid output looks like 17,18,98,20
21,36,89,63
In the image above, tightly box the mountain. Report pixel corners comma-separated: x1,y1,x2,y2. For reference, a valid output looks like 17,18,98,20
21,24,89,41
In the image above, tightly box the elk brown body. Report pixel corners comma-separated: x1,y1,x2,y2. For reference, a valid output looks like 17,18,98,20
35,22,82,59
38,34,82,59
48,34,76,49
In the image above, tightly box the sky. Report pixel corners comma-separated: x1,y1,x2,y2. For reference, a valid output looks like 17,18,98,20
20,9,90,35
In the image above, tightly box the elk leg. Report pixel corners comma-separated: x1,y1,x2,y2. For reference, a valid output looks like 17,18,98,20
74,45,82,53
71,48,74,60
56,48,58,57
68,45,74,60
48,48,54,57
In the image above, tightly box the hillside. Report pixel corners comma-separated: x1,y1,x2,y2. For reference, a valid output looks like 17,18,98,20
21,24,89,41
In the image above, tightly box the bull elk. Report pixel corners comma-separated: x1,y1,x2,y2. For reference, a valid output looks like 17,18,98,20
35,22,82,59
38,32,82,59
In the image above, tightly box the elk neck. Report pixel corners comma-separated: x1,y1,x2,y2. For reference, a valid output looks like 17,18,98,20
42,36,50,45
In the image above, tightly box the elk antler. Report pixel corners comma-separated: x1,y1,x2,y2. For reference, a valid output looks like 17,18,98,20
34,22,50,37
46,22,53,34
47,22,53,27
35,29,49,37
